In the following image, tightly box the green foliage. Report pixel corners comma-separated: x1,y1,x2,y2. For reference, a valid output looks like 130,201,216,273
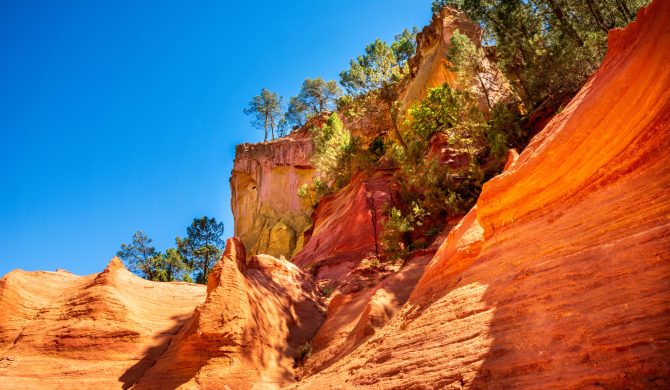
320,285,334,297
311,113,353,188
391,27,419,67
286,96,309,128
448,30,493,109
117,231,161,281
432,0,463,14
117,231,191,282
485,103,526,160
339,28,417,97
382,204,429,261
381,84,489,261
297,177,330,208
177,216,225,284
243,88,283,142
457,0,649,110
361,253,382,270
277,116,289,138
405,84,485,159
297,342,313,364
158,248,191,282
286,78,342,129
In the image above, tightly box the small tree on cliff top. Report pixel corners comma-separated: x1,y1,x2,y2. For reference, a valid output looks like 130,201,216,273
177,216,225,284
244,88,283,142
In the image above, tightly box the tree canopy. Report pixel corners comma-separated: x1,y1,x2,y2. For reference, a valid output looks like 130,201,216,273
117,231,161,281
286,78,342,128
177,216,225,284
244,88,283,142
339,28,418,97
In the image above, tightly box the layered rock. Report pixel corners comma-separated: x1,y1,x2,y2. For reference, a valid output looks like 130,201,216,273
231,129,316,259
293,169,400,284
134,238,325,389
0,258,205,389
293,1,670,387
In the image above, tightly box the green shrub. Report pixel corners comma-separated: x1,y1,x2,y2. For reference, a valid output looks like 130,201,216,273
321,285,334,297
297,342,313,362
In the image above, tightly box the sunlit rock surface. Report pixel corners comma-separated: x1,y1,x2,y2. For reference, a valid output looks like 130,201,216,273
0,258,206,389
1,1,668,388
293,1,670,387
231,129,316,259
399,7,512,116
134,238,325,389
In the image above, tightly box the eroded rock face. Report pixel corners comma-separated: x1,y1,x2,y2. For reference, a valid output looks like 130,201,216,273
293,169,400,284
134,238,326,389
293,1,670,388
0,258,206,389
231,130,316,259
399,7,512,115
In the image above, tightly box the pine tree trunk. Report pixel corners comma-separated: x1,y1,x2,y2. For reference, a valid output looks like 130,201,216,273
615,0,634,22
584,0,611,32
545,0,585,46
476,73,493,110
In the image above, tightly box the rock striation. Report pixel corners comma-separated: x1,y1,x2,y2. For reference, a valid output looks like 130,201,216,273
0,258,205,389
294,1,670,387
133,238,325,389
293,169,400,284
1,2,668,389
0,240,325,389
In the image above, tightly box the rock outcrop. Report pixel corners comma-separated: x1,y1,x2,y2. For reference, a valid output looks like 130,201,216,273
0,240,326,389
293,1,670,387
293,169,400,284
231,129,316,259
399,7,512,115
0,258,206,389
133,238,325,389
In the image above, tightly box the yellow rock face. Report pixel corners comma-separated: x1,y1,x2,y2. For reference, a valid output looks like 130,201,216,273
399,7,513,116
231,133,316,259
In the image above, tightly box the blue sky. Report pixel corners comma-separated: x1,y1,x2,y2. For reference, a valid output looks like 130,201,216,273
0,0,433,277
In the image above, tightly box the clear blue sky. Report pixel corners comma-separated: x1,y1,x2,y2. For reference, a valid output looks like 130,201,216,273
0,0,433,277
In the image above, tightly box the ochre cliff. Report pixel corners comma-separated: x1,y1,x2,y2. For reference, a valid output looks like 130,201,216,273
1,1,668,389
231,128,316,259
294,1,670,387
0,258,206,389
293,168,400,284
399,7,512,115
133,238,325,389
0,240,325,389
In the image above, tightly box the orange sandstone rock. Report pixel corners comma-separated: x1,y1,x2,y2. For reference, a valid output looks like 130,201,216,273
293,1,670,388
133,238,325,389
0,258,205,389
293,169,400,284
